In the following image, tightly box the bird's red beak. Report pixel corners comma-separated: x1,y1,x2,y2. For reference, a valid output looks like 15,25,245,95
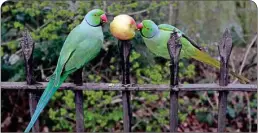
136,23,143,30
101,14,108,23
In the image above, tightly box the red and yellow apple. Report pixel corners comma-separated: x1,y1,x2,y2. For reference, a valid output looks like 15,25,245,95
110,14,137,40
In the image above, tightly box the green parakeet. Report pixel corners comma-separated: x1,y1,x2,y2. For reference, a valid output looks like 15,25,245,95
24,9,108,132
136,20,250,83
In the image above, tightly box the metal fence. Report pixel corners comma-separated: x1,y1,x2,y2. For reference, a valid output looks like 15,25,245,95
1,29,257,132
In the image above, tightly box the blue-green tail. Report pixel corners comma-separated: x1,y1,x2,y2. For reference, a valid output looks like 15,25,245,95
24,74,68,133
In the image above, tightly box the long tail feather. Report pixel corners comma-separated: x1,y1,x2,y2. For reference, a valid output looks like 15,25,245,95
24,74,68,133
192,49,250,84
37,76,55,107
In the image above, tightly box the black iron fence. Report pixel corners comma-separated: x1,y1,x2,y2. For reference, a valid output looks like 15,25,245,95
1,29,257,132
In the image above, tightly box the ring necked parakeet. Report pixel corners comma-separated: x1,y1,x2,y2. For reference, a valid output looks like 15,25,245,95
136,20,250,83
24,9,108,132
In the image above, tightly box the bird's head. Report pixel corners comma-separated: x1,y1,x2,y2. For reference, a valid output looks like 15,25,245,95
110,14,137,40
85,9,108,27
136,20,159,38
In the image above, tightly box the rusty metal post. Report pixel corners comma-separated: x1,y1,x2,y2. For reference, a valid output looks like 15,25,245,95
119,40,132,132
73,68,84,132
167,31,182,132
218,28,232,132
20,29,39,132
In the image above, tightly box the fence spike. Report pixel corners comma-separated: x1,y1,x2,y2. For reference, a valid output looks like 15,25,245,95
20,29,40,132
218,28,232,132
168,31,182,132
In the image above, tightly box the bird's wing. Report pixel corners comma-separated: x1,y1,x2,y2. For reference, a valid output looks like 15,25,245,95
158,24,182,33
158,24,202,50
64,37,103,72
52,24,88,86
36,30,103,117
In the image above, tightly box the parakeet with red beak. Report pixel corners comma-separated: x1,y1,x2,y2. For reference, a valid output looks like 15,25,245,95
24,9,108,132
136,20,250,83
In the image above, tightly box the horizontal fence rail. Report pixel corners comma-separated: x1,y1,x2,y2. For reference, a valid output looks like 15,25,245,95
1,82,257,91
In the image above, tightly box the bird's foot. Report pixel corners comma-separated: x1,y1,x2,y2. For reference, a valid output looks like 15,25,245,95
122,83,136,88
170,84,181,91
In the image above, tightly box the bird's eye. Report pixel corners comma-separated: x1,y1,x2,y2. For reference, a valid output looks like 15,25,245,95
94,14,97,16
147,28,150,30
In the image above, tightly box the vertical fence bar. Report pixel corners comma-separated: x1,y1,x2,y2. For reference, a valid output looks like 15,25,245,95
20,29,39,132
167,32,182,132
73,68,84,132
119,40,132,132
218,29,232,132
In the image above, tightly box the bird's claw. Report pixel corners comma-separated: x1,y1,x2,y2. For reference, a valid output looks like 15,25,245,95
170,85,180,91
122,83,136,88
108,83,116,88
45,76,51,82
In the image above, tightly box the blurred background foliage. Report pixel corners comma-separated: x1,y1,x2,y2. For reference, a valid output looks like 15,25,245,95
1,0,257,132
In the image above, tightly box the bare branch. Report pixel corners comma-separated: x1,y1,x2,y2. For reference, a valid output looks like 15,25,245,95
1,38,23,46
233,34,257,83
107,9,148,16
103,1,107,13
244,92,252,132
